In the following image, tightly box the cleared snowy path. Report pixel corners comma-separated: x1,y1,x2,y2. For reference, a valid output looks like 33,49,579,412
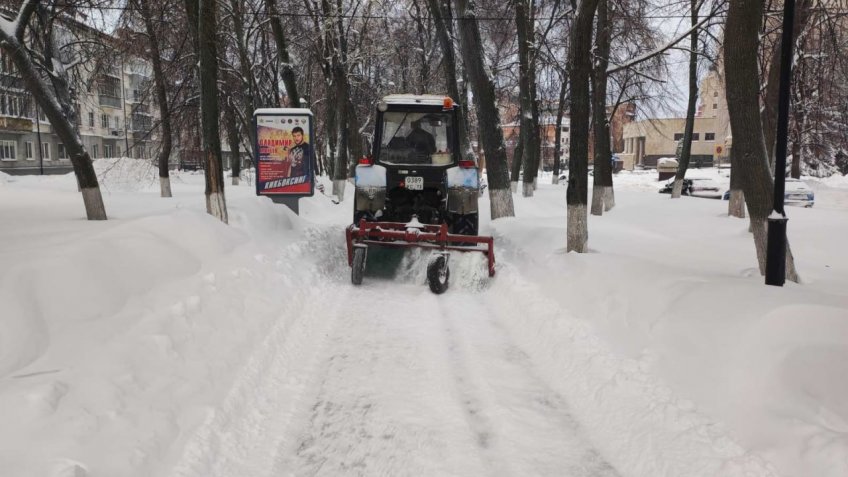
171,226,620,477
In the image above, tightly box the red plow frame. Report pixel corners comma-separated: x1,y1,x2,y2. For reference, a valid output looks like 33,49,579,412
345,219,496,277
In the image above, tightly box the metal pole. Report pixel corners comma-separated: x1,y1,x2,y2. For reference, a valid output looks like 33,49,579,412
765,0,795,286
35,103,43,175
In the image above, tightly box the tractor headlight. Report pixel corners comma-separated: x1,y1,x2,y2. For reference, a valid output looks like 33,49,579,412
377,101,388,112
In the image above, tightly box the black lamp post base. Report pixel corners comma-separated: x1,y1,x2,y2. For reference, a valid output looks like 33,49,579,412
765,215,788,286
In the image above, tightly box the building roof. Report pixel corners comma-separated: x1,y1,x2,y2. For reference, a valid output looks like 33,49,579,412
382,94,453,106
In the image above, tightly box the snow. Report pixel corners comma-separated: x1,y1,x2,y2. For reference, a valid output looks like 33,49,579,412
1,158,847,476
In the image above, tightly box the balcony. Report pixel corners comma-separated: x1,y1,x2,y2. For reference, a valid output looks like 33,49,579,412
99,95,122,108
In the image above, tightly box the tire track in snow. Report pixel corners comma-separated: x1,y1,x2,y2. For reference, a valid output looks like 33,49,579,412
269,281,490,476
431,290,621,477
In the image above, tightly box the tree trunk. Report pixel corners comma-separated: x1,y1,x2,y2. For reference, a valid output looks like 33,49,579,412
671,0,700,200
198,0,228,222
265,0,300,107
511,127,524,191
516,0,539,197
137,0,173,198
728,153,746,218
725,0,798,281
426,0,473,160
230,0,257,158
552,76,567,184
0,21,106,219
567,0,600,252
224,99,241,186
454,0,515,219
590,0,613,215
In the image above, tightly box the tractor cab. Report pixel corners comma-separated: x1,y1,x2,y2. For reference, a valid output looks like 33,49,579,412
354,95,479,235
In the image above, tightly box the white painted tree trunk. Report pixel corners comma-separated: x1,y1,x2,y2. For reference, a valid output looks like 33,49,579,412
551,175,559,185
160,177,172,198
333,179,346,202
511,181,518,193
81,187,107,220
749,217,800,282
522,181,534,197
567,204,588,252
207,191,228,224
590,187,604,216
490,188,514,220
232,175,240,186
671,178,685,198
728,190,745,218
603,186,615,211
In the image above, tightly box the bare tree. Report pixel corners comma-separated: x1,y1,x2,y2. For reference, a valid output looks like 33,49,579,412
0,0,107,220
454,0,515,219
566,0,599,252
590,0,613,214
671,0,701,199
724,0,798,281
128,0,175,197
193,0,227,222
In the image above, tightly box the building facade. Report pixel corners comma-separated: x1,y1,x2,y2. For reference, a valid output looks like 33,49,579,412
618,71,730,171
0,26,160,176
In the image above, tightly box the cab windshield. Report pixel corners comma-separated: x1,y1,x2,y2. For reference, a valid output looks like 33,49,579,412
379,111,454,166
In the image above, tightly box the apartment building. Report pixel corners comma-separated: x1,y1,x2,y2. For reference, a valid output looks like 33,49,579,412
0,23,159,176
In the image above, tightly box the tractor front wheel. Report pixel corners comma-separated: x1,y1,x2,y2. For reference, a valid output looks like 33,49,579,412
351,247,366,285
427,255,450,294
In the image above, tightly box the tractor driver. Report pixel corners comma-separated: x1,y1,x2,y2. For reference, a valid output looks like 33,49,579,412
406,118,437,156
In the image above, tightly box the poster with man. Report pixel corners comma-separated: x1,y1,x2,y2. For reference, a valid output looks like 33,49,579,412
254,109,315,197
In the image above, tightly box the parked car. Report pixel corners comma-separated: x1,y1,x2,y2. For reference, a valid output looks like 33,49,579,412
785,178,815,207
659,177,722,198
723,178,814,207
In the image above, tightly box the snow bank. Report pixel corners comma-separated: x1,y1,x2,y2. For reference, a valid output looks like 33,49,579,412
495,182,848,477
0,171,312,476
92,157,158,193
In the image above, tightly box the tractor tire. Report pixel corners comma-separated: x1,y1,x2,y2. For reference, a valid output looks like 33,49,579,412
449,212,479,236
351,247,366,285
427,255,450,294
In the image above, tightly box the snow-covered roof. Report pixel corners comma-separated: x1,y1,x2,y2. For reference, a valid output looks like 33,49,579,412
382,94,453,106
254,108,314,116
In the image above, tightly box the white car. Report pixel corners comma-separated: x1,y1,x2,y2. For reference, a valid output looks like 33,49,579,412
687,178,723,198
784,178,815,207
722,178,814,208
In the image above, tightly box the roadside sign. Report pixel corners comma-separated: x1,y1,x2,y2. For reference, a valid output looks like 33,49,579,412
253,108,315,198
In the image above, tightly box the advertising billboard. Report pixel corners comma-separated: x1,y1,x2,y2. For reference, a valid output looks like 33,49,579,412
254,109,315,197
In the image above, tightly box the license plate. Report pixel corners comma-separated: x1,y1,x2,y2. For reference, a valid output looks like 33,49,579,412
405,176,424,190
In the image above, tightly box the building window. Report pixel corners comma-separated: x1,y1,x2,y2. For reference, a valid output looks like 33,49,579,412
117,146,122,157
0,140,16,160
101,114,109,128
114,115,121,129
25,141,33,160
692,133,700,141
41,142,50,160
92,144,99,158
713,91,718,97
712,103,718,109
705,132,715,141
673,133,684,141
104,144,113,158
58,143,67,159
88,111,94,127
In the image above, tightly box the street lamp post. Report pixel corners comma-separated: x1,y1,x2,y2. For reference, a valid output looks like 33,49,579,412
765,0,796,287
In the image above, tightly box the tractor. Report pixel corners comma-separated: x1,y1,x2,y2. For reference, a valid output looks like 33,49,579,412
345,94,495,293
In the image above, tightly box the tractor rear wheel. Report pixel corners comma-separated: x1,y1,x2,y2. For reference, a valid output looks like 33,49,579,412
351,247,366,285
427,255,450,294
449,212,479,236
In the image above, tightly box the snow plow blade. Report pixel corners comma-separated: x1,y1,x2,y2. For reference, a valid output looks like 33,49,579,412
345,219,496,278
